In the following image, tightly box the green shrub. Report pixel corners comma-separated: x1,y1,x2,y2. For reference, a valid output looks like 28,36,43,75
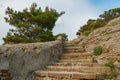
77,8,120,37
103,71,118,79
83,30,91,36
104,59,114,68
93,46,102,56
55,33,68,40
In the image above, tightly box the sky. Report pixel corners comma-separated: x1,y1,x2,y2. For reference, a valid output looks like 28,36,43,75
0,0,120,44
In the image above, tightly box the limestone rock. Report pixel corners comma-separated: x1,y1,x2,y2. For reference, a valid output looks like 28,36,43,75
77,17,120,64
117,75,120,80
0,41,63,80
114,61,120,68
70,35,86,44
69,17,120,80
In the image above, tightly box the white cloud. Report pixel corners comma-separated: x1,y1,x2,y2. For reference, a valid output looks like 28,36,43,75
0,0,98,44
52,0,98,39
0,4,4,8
35,0,98,39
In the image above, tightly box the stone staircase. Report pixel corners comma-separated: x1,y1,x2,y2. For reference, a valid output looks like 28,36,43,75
33,41,111,80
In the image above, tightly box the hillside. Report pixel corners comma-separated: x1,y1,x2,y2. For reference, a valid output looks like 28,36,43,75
72,17,120,79
0,17,120,80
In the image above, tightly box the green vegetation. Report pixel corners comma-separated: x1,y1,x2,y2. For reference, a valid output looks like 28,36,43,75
104,59,114,68
103,70,118,79
93,46,102,56
77,8,120,36
104,58,118,79
83,30,91,36
3,3,65,44
55,33,68,40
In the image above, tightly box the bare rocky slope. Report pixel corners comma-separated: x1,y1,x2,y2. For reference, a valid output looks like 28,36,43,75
72,17,120,79
80,17,120,64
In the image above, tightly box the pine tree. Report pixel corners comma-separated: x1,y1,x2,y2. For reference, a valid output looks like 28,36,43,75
76,8,120,36
3,3,65,44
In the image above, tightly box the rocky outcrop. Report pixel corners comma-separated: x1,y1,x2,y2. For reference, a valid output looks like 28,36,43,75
0,40,63,80
73,17,120,79
78,17,120,64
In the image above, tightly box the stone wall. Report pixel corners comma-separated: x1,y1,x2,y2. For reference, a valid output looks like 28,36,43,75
0,40,63,80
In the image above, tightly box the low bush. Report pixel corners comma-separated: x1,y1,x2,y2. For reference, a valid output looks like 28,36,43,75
104,59,114,68
83,30,91,36
93,46,102,56
103,70,118,79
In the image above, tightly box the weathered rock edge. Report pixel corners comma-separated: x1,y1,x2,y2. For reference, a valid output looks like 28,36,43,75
0,40,63,80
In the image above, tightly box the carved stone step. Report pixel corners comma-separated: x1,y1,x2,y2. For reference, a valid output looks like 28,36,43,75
46,66,111,74
34,71,99,79
59,58,93,63
62,53,92,56
63,43,76,46
60,53,92,59
63,43,77,47
64,46,81,50
34,77,78,80
52,62,103,67
64,49,84,53
60,56,92,59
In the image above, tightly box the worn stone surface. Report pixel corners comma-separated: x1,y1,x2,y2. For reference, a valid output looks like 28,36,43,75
69,17,120,79
114,61,120,68
34,41,111,80
117,75,120,80
70,35,86,44
34,71,97,80
0,40,63,80
46,66,110,74
76,17,120,65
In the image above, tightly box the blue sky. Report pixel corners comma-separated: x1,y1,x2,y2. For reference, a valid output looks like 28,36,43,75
0,0,120,44
90,0,120,11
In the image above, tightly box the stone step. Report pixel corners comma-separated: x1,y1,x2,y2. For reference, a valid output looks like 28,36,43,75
63,44,79,46
60,56,92,59
52,62,103,67
59,58,93,63
63,41,70,44
63,52,81,54
34,77,79,80
34,71,99,79
64,49,83,53
62,53,92,56
64,46,81,50
60,53,92,59
46,66,111,74
63,42,77,47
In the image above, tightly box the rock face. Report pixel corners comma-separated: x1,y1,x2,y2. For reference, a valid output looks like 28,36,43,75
72,17,120,80
77,17,120,76
0,40,63,80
